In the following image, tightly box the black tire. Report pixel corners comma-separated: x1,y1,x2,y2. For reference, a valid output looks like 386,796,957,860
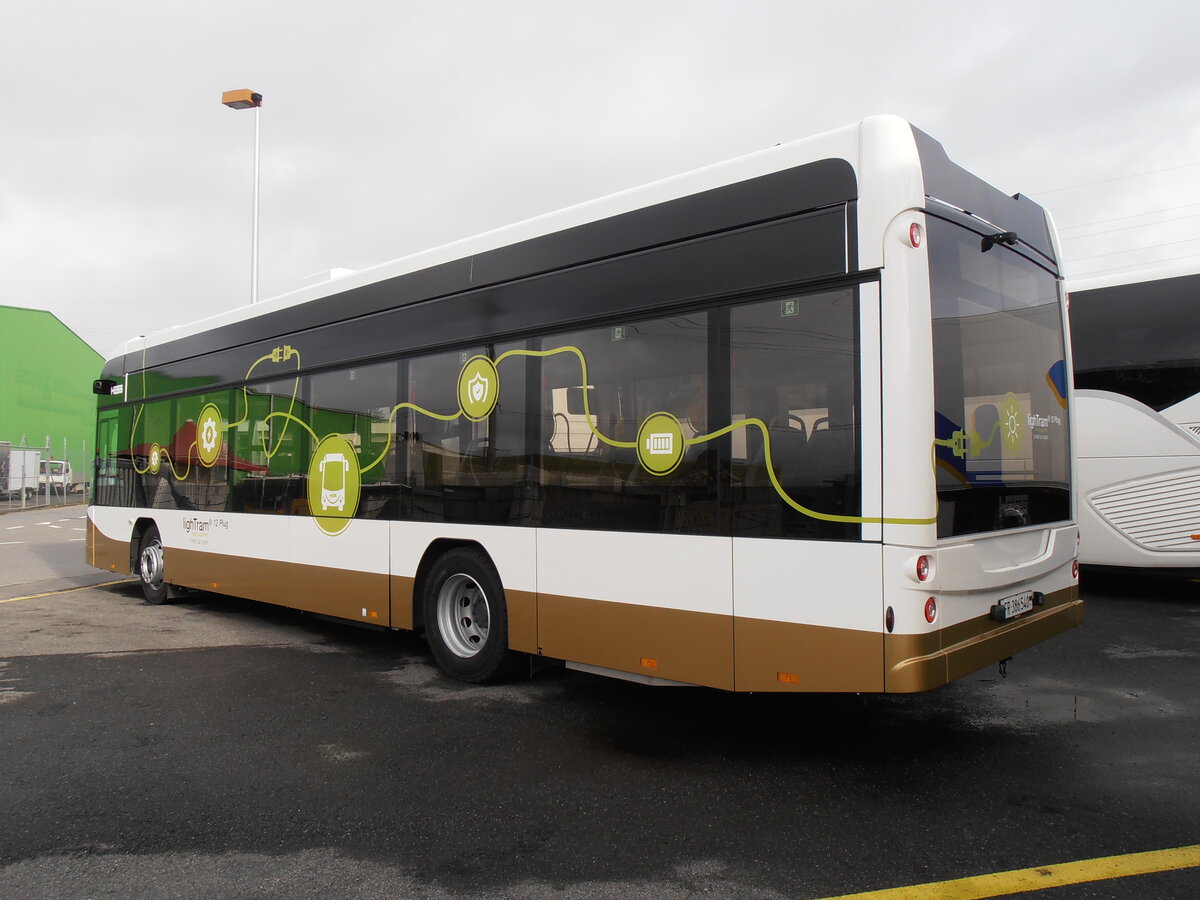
137,525,170,604
422,547,521,683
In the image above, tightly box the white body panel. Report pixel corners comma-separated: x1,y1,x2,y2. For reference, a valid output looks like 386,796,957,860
733,538,882,631
884,524,1077,634
1075,391,1200,567
536,529,732,616
91,505,392,576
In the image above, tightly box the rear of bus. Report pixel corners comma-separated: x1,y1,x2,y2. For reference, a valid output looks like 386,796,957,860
882,130,1081,691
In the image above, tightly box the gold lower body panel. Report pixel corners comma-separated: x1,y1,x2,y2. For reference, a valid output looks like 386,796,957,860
884,586,1082,692
88,520,131,575
87,531,1081,693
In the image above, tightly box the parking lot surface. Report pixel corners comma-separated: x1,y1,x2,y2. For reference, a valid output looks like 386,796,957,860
1,505,1198,898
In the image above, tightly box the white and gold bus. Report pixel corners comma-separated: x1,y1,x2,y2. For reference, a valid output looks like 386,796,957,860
88,116,1081,692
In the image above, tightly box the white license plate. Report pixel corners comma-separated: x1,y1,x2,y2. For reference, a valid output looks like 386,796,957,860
993,590,1035,621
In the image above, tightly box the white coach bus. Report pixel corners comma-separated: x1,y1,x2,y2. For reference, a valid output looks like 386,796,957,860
88,116,1080,692
1068,263,1200,570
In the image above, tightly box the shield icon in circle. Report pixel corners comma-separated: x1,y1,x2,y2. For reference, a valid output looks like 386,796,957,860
469,372,489,404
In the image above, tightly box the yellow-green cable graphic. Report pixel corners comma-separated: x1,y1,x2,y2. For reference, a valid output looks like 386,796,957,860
128,343,939,528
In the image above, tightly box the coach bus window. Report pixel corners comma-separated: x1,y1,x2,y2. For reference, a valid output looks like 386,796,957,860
538,313,714,534
1070,276,1200,411
729,289,861,540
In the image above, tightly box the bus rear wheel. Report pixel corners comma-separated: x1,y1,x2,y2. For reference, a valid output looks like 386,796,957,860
422,547,520,683
137,525,170,604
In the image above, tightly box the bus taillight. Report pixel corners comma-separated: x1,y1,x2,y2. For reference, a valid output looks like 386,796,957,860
916,555,932,582
924,597,938,624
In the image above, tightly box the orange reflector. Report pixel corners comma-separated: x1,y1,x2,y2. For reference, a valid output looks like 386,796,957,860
367,610,379,619
640,657,658,669
211,583,219,588
777,671,799,685
1191,535,1200,541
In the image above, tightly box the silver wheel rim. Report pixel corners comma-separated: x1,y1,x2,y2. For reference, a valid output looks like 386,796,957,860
139,538,164,591
435,573,490,658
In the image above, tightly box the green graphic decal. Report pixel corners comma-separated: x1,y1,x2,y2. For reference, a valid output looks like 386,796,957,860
636,412,685,476
196,404,224,467
458,355,500,422
129,340,945,532
307,434,361,536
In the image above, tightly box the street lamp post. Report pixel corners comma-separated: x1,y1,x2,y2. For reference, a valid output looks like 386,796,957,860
221,89,264,304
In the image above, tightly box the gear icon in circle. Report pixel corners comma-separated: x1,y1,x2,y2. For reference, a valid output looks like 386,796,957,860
201,418,218,454
196,404,223,467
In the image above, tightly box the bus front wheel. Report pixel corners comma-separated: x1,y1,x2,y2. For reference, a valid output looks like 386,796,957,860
422,547,520,683
137,525,170,604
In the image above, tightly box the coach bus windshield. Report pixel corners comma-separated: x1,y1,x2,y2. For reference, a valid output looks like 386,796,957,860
928,216,1071,538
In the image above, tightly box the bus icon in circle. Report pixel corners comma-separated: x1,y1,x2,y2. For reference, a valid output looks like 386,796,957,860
646,433,673,455
319,452,350,511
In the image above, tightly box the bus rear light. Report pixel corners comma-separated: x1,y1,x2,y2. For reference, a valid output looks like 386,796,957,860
1072,560,1079,579
909,222,922,248
885,606,895,633
916,555,932,582
924,597,938,624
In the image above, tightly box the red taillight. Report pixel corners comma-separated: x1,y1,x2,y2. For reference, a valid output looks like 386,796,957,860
909,222,922,248
924,597,938,624
1072,560,1079,580
916,555,932,582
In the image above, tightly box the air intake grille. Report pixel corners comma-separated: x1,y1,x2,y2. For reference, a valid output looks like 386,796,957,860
1089,468,1200,551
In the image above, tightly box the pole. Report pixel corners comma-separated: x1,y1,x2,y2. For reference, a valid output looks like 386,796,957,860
252,104,261,304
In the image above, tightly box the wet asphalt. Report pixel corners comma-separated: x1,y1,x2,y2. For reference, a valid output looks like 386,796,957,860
0,508,1197,898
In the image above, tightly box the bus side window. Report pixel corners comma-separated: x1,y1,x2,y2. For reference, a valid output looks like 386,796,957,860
729,289,861,540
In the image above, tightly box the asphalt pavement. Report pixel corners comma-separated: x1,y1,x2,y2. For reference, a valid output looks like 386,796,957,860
1,509,1197,898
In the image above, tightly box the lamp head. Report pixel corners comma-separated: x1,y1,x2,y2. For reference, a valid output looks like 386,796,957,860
221,89,263,110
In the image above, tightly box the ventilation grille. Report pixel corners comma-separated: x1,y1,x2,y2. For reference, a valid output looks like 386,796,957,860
1089,468,1200,551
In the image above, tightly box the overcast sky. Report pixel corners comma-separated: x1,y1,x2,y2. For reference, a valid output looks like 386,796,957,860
3,1,1199,357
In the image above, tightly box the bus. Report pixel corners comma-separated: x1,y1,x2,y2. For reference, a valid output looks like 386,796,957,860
87,115,1081,692
1067,263,1200,569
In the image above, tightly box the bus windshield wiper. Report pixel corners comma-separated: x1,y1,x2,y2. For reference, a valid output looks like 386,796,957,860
981,231,1018,253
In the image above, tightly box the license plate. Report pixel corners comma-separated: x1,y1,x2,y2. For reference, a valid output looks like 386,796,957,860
992,590,1035,622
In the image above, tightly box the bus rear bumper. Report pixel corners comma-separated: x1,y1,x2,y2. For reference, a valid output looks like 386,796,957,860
885,585,1082,693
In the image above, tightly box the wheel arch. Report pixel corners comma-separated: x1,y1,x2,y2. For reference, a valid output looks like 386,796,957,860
129,516,158,573
411,537,493,633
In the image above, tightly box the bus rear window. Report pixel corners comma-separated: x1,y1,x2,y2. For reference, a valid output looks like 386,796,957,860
928,217,1071,538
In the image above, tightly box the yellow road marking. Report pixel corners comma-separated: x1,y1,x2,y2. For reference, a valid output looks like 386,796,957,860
817,844,1200,899
0,579,134,604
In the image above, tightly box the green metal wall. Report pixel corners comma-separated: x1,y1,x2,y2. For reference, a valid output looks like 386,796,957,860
0,306,104,483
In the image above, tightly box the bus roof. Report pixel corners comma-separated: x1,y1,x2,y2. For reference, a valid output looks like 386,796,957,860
107,114,1049,372
1068,259,1200,294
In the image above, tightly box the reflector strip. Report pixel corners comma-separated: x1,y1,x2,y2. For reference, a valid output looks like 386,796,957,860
0,579,134,604
814,843,1200,900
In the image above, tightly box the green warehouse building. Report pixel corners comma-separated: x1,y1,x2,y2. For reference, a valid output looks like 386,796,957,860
0,305,103,488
